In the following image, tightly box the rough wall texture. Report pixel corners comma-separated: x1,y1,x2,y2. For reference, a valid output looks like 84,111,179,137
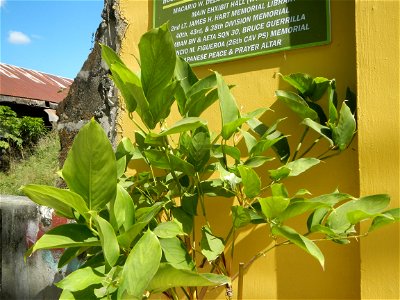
57,0,126,165
1,196,75,299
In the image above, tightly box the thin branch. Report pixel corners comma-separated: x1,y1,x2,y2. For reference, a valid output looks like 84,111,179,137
298,135,322,158
291,127,309,161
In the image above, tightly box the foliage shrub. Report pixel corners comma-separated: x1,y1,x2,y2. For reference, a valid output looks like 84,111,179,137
22,24,400,300
0,105,48,171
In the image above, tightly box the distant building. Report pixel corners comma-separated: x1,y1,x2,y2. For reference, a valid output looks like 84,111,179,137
0,63,73,124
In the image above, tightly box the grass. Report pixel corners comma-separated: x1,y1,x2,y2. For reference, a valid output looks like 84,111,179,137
0,130,60,195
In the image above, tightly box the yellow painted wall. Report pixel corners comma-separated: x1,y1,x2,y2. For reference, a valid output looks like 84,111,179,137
356,0,400,299
116,0,399,299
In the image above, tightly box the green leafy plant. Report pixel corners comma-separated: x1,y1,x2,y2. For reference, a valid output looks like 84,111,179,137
0,105,47,156
23,23,399,300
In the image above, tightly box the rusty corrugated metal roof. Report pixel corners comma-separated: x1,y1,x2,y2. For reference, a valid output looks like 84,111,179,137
0,63,73,104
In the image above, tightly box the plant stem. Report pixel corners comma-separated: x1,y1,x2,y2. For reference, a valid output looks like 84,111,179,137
231,241,288,281
196,173,210,227
317,146,336,160
129,113,148,134
319,151,342,161
237,262,245,300
291,127,309,161
298,135,322,158
180,287,191,300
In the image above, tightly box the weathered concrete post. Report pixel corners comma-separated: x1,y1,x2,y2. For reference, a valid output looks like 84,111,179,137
57,0,127,164
1,196,71,299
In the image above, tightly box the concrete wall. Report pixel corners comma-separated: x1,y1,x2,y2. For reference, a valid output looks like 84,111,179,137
356,0,400,299
0,196,75,300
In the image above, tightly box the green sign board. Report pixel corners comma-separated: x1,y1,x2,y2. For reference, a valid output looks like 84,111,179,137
153,0,331,65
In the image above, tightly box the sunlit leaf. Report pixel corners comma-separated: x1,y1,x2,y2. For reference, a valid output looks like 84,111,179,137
200,226,224,262
95,215,120,267
369,208,400,232
56,266,105,292
272,225,325,269
22,185,88,220
279,73,314,95
159,238,195,270
26,224,100,258
237,165,261,198
231,206,252,229
118,231,161,299
62,119,117,211
139,23,176,106
331,101,356,150
148,263,230,293
275,90,318,121
154,221,185,238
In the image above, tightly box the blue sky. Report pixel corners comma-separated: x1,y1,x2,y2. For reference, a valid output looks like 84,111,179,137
0,0,104,79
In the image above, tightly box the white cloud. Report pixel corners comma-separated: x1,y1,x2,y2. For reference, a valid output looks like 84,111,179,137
8,31,31,45
0,0,5,8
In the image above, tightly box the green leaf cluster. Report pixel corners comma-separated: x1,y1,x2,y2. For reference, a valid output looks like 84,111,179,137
22,23,399,300
0,105,47,154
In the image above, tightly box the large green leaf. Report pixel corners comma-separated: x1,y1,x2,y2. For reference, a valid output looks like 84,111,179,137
331,101,356,150
154,221,185,238
114,184,135,231
302,118,333,146
278,200,329,222
158,117,207,136
95,215,120,267
272,225,325,269
279,73,314,95
118,231,162,299
275,90,318,121
244,156,274,168
100,42,124,67
186,74,217,100
118,202,164,249
171,207,194,235
148,263,231,293
285,158,320,176
200,226,224,262
269,158,320,181
144,149,195,175
185,127,211,172
250,133,287,157
22,185,88,220
326,194,390,233
259,196,290,219
174,56,198,115
246,118,290,163
231,206,252,229
215,72,240,127
200,179,235,198
369,208,400,232
56,266,105,292
62,119,117,211
237,165,261,198
148,81,178,128
26,224,100,258
221,117,250,140
187,88,220,117
101,44,147,114
139,23,176,106
115,137,135,162
159,238,195,270
311,77,330,101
